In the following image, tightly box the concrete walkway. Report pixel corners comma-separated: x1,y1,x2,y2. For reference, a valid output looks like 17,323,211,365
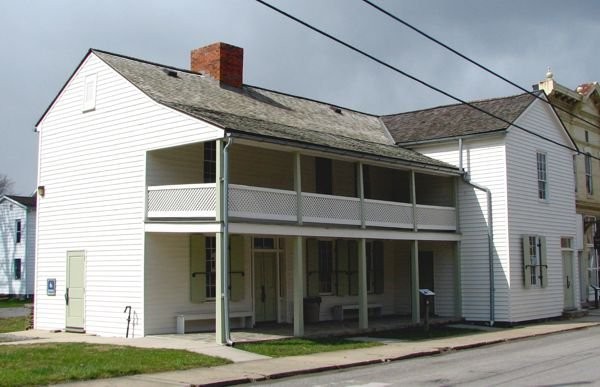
3,310,600,386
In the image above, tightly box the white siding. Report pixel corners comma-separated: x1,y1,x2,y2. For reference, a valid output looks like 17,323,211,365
0,200,33,296
25,208,36,296
35,53,223,336
506,99,577,321
421,241,456,317
417,136,510,322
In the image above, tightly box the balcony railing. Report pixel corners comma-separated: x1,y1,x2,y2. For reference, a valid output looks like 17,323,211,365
147,183,456,231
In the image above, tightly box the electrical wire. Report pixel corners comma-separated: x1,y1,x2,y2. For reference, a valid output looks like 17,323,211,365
255,0,598,160
360,0,600,134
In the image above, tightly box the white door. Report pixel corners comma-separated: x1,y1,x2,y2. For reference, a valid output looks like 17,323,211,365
66,251,85,332
563,251,575,310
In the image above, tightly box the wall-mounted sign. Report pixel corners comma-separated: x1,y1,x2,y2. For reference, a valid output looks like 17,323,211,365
419,288,435,296
47,278,56,296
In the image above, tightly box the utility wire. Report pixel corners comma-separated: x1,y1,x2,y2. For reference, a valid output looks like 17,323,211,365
255,0,598,160
360,0,600,134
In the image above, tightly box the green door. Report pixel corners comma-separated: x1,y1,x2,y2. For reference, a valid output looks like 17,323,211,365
563,251,575,310
66,251,85,332
254,252,277,322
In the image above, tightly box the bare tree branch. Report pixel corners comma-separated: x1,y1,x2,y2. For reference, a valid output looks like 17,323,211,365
0,175,14,196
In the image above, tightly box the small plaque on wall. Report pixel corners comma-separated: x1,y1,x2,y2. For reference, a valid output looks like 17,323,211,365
47,278,56,296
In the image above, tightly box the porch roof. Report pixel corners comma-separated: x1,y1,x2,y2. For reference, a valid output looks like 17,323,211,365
92,50,458,173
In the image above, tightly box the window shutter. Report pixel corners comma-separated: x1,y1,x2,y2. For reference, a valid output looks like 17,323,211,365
374,241,385,294
522,236,532,289
190,235,206,303
229,235,245,301
336,240,349,296
348,240,358,296
540,236,548,288
306,239,320,296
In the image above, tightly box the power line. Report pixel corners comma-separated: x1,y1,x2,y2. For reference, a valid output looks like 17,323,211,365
360,0,600,134
255,0,598,160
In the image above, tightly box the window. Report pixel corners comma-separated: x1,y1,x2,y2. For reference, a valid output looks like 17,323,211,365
537,152,547,200
82,74,97,112
13,259,21,280
205,236,216,298
253,237,275,250
315,157,332,195
15,219,22,244
318,241,333,294
523,235,547,288
203,141,216,183
366,241,384,294
589,248,600,290
585,153,593,195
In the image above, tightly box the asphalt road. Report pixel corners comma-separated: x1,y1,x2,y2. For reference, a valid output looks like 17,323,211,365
258,325,600,387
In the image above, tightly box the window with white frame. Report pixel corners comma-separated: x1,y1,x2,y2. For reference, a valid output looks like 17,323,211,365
537,152,547,200
82,73,97,112
205,236,216,298
13,259,21,280
589,248,600,289
15,219,22,244
203,141,216,183
585,153,593,195
365,241,384,294
523,235,547,288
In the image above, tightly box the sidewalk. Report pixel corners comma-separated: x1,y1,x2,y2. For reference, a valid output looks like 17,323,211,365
5,310,600,386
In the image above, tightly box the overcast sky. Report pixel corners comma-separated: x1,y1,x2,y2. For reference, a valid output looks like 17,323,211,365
1,0,599,195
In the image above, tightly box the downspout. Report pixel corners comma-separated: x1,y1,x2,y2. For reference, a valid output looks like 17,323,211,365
459,138,495,326
223,135,234,346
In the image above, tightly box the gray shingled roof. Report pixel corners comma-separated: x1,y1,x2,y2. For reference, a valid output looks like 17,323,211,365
92,50,458,172
382,93,538,144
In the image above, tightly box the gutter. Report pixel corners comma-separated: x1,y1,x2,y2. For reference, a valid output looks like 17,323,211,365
458,138,495,326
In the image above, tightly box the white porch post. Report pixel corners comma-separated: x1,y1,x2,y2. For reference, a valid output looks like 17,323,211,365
357,162,365,229
215,140,226,345
358,238,368,329
411,240,420,323
293,236,304,336
294,152,303,225
410,170,418,232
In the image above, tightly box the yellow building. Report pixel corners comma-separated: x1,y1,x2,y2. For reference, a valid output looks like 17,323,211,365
538,71,600,306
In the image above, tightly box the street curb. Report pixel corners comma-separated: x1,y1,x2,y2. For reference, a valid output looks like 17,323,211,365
197,322,600,386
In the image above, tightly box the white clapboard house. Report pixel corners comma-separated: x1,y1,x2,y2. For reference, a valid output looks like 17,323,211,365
0,194,36,298
34,42,577,341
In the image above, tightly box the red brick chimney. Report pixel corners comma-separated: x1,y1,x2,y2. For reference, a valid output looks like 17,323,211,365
191,42,244,89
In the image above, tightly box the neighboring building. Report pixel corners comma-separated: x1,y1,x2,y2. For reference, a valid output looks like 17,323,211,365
383,92,579,322
537,72,600,306
33,43,577,341
0,194,36,297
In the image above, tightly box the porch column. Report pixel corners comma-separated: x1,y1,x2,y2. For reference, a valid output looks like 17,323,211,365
358,238,368,329
454,241,462,318
357,162,366,229
294,152,303,225
410,170,418,231
411,240,420,323
215,139,226,345
293,236,304,336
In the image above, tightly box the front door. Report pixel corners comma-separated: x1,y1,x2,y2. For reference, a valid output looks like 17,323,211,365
563,251,575,310
66,251,85,332
254,252,277,322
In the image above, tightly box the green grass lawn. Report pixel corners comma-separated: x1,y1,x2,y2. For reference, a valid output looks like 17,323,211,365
0,298,30,308
0,316,29,334
235,337,381,358
0,343,230,386
366,325,482,341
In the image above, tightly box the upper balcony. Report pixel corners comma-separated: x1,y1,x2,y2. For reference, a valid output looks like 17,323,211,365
145,141,457,232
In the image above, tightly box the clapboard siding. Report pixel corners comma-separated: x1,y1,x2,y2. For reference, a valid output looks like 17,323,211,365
0,200,34,296
35,53,223,336
506,99,577,321
421,241,456,317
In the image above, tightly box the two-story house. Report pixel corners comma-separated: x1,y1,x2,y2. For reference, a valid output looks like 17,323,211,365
537,72,600,307
0,194,36,298
33,42,577,342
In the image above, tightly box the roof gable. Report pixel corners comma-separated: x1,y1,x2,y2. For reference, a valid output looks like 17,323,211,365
382,93,538,144
1,195,36,209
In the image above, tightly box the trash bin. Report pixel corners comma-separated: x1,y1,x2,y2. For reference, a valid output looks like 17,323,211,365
303,296,322,323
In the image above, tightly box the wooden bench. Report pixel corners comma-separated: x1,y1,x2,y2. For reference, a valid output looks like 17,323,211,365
176,310,253,334
331,303,383,321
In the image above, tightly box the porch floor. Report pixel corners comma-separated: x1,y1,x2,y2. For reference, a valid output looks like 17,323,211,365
157,314,462,343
